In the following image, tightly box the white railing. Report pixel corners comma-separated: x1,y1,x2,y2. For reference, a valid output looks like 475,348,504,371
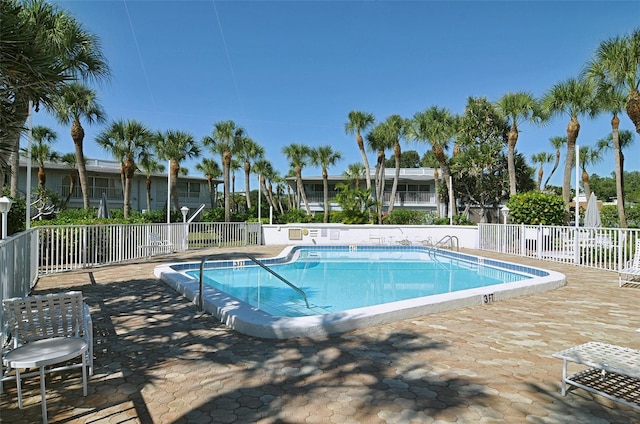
0,229,39,346
37,222,261,275
478,223,639,272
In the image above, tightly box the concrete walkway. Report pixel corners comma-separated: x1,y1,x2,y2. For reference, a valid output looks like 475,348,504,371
1,246,638,423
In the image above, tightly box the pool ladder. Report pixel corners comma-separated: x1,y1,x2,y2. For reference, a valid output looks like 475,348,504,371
197,254,310,311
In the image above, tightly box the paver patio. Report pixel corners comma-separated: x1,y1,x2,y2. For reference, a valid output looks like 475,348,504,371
1,246,638,423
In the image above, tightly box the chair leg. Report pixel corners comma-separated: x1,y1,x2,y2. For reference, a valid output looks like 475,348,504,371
16,367,23,409
82,352,88,397
40,366,48,424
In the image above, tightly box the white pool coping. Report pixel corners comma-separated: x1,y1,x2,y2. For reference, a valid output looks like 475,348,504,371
154,246,566,339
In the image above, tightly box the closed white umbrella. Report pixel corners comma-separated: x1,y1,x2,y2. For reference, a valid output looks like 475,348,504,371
584,193,601,228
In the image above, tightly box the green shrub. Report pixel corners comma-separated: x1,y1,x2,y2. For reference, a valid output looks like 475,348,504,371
278,208,312,224
506,191,565,225
383,209,425,225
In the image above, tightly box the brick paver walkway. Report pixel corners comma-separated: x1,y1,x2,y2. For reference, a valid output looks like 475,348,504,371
1,246,638,423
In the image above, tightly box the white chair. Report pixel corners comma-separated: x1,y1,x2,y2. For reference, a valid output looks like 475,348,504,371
139,232,174,257
1,291,93,423
619,239,640,287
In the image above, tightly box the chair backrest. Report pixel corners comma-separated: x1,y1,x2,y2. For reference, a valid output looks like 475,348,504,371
2,291,85,344
633,239,640,269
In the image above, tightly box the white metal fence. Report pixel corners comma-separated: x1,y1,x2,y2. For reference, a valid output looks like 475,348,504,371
478,223,639,272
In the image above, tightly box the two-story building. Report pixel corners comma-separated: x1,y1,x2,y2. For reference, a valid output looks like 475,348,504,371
11,158,219,215
288,167,444,215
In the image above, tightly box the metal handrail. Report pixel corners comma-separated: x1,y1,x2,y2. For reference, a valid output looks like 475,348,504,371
197,253,310,311
244,253,310,308
433,235,459,251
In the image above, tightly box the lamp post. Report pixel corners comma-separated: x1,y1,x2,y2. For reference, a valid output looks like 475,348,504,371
500,205,510,225
180,206,189,250
0,196,14,239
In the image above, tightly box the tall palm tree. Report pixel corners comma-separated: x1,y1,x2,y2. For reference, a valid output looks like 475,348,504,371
282,143,312,215
495,92,542,195
310,145,342,223
530,152,554,191
541,77,597,209
597,129,635,226
409,106,458,216
5,0,109,196
230,158,242,213
252,159,276,211
203,120,244,222
578,145,603,200
154,130,201,213
366,124,394,223
379,115,408,216
26,126,59,189
60,152,78,206
138,156,165,212
345,111,375,191
585,29,640,135
543,136,567,189
96,119,152,218
196,158,221,209
51,83,106,209
237,136,264,209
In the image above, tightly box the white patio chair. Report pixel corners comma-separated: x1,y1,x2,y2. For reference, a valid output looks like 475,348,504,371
619,239,640,287
1,291,93,423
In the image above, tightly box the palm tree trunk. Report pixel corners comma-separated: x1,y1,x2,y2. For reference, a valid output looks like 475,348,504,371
146,177,152,211
434,167,440,218
543,149,561,189
562,118,580,210
72,119,90,209
507,123,518,195
244,161,252,209
123,157,135,218
387,143,401,215
610,116,628,227
582,169,591,201
38,166,46,189
170,159,180,212
296,166,310,215
9,97,29,197
322,169,329,223
357,132,372,191
223,151,231,222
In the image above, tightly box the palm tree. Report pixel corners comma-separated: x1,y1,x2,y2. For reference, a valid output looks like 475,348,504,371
203,120,244,222
5,0,109,196
196,158,221,209
495,92,542,195
60,152,78,206
578,145,603,200
597,129,635,226
541,77,597,209
282,143,312,215
344,163,366,189
366,124,394,223
379,115,408,216
530,152,554,191
230,158,242,213
154,130,201,213
96,120,152,218
345,111,375,191
409,106,458,216
51,83,106,209
138,156,165,212
310,145,342,223
543,136,566,189
26,126,59,189
585,29,640,135
252,159,276,211
237,136,264,209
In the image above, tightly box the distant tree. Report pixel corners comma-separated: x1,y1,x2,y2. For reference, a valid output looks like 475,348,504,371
138,156,165,212
282,143,312,215
495,92,543,195
376,115,408,216
541,77,597,209
343,163,366,189
26,126,59,189
154,130,200,213
366,124,394,223
597,129,636,225
543,136,567,189
310,145,342,223
59,152,78,207
196,158,221,209
384,150,421,168
96,119,152,218
578,145,604,200
345,111,375,191
589,173,617,202
237,136,264,209
51,83,106,209
252,159,277,212
530,152,554,192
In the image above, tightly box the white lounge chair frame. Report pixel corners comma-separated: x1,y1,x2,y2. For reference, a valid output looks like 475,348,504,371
619,238,640,287
1,291,93,422
139,232,174,257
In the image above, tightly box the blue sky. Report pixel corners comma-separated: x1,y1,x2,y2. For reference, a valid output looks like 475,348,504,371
35,0,640,191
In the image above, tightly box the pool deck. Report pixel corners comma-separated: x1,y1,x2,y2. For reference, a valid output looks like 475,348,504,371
1,246,638,423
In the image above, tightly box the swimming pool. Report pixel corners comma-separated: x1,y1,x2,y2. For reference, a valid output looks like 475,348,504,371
155,246,565,339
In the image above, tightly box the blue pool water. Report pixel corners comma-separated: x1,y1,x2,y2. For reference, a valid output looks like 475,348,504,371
185,247,530,318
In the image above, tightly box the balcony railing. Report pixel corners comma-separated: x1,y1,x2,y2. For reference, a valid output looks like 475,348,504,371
302,191,436,207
